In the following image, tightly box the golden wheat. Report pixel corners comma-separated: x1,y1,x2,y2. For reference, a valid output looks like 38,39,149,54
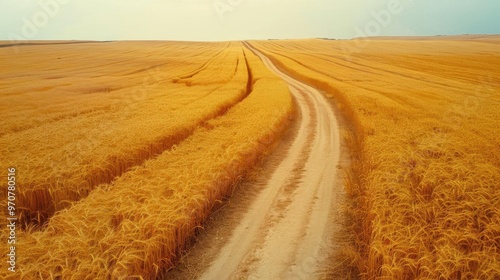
0,42,292,278
251,37,500,279
0,41,254,227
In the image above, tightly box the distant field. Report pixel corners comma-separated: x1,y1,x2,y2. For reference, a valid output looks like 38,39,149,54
251,37,500,279
0,41,292,278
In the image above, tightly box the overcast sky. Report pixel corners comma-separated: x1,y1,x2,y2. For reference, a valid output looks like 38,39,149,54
1,0,499,41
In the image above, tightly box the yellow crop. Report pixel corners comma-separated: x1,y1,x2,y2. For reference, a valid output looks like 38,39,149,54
0,41,251,227
251,38,500,279
0,42,292,278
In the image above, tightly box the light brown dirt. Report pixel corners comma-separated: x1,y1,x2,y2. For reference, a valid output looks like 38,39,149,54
165,43,346,280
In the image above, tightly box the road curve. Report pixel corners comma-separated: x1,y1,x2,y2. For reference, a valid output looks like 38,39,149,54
198,44,344,280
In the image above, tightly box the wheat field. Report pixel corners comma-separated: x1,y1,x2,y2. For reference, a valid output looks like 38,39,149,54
0,41,293,278
251,37,500,279
0,41,254,227
1,37,499,279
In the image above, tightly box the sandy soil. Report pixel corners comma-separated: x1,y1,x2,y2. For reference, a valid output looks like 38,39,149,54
165,43,346,280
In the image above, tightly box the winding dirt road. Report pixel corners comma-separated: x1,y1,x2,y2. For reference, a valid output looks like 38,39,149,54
201,44,344,279
167,44,345,280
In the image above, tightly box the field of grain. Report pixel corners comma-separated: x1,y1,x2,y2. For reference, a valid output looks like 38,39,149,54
251,37,500,279
2,37,499,279
0,41,293,278
0,41,251,227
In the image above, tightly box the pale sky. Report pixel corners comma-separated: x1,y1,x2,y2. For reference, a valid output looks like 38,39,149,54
1,0,499,41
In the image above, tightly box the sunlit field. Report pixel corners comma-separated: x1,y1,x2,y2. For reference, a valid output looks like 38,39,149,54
1,36,499,279
251,37,500,279
0,41,293,278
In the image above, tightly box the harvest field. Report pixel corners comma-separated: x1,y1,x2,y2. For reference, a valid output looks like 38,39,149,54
1,36,499,279
0,41,293,278
250,37,500,279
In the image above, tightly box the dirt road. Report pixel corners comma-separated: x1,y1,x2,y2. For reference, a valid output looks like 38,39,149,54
201,44,344,279
167,44,345,280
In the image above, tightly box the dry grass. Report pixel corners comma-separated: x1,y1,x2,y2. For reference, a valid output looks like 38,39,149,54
0,42,292,278
251,37,500,279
